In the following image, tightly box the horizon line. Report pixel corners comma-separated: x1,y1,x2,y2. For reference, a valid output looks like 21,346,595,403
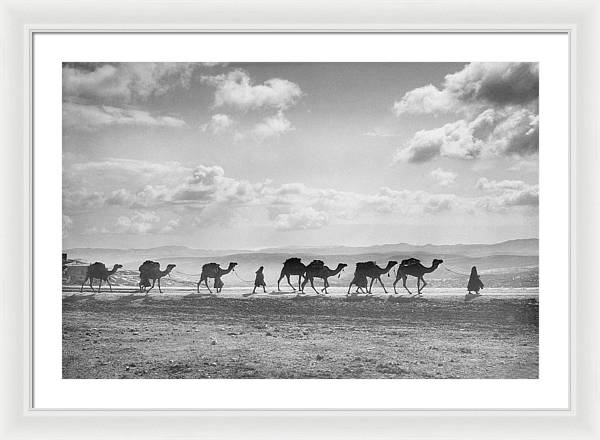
63,237,539,252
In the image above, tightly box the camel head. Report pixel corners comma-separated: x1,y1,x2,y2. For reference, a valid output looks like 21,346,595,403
165,264,176,272
228,262,238,270
109,264,123,274
385,260,398,271
432,259,443,267
337,263,348,270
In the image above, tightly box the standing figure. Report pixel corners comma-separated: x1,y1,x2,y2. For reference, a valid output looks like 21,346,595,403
467,266,484,294
253,266,267,294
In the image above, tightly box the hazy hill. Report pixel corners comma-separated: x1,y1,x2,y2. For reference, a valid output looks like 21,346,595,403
66,238,538,264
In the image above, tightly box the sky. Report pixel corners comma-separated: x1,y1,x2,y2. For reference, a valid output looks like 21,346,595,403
62,62,539,250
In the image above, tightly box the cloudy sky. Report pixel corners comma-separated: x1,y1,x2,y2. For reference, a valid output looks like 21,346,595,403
63,62,539,250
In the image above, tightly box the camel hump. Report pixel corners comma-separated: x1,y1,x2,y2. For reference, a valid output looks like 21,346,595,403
401,258,420,267
202,262,220,271
356,261,376,271
307,259,325,270
89,262,106,271
139,260,159,273
284,257,302,265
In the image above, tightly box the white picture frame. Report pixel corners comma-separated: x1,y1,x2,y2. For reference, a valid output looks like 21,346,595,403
0,0,597,438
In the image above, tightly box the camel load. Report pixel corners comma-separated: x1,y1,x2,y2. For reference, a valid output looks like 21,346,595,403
138,260,176,294
80,262,123,293
197,262,237,294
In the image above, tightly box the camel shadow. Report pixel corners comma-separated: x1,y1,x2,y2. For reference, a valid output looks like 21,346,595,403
343,294,375,302
465,293,482,302
266,291,295,297
63,293,96,302
386,294,424,304
183,293,216,299
291,294,326,301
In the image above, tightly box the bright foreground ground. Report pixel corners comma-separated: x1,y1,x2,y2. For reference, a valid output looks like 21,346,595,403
62,287,538,379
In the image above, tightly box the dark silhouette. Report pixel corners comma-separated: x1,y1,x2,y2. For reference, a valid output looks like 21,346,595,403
364,260,398,294
277,258,307,291
253,266,267,294
393,258,444,295
301,261,347,294
467,266,484,294
138,260,176,294
347,262,372,295
197,262,237,294
80,262,122,293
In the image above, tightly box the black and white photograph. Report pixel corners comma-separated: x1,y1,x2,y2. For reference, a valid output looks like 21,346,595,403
62,61,539,379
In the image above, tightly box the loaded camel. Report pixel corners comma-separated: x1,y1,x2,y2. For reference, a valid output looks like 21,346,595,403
138,261,176,294
347,261,397,295
80,262,123,293
364,260,398,294
197,262,237,294
393,258,444,295
301,261,347,294
277,258,307,292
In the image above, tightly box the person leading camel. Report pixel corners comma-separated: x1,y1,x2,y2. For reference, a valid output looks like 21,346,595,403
467,266,484,295
253,266,267,294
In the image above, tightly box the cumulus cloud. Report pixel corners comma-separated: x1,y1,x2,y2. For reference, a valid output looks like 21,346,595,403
201,69,302,111
200,113,234,134
62,214,73,238
430,168,457,186
476,177,539,210
63,102,186,130
394,62,539,116
250,111,294,141
274,207,329,231
391,63,539,164
63,62,196,104
395,107,539,163
64,159,536,236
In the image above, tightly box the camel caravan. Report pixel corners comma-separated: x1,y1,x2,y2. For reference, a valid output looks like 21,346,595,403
78,256,445,296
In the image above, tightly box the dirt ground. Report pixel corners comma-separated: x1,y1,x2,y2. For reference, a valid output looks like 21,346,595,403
62,289,538,379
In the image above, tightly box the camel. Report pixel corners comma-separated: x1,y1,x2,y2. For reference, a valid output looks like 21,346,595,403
197,262,237,294
364,260,398,294
301,261,347,294
138,261,176,294
277,258,307,291
393,258,444,295
80,262,122,293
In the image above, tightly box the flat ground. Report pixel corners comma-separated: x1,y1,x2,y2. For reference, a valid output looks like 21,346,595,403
62,287,538,379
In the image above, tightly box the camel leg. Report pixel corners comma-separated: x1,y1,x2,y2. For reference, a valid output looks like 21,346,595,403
402,276,413,295
416,277,421,294
300,277,308,293
205,279,212,294
97,279,102,293
286,275,295,292
368,277,375,294
80,276,88,293
158,278,162,294
196,279,201,294
419,277,427,294
147,279,155,294
347,282,353,295
309,278,319,294
322,279,329,294
107,278,113,293
378,277,388,294
88,277,95,293
298,275,303,292
393,277,399,294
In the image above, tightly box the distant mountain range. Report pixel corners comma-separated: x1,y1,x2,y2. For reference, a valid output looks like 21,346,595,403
66,238,538,264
